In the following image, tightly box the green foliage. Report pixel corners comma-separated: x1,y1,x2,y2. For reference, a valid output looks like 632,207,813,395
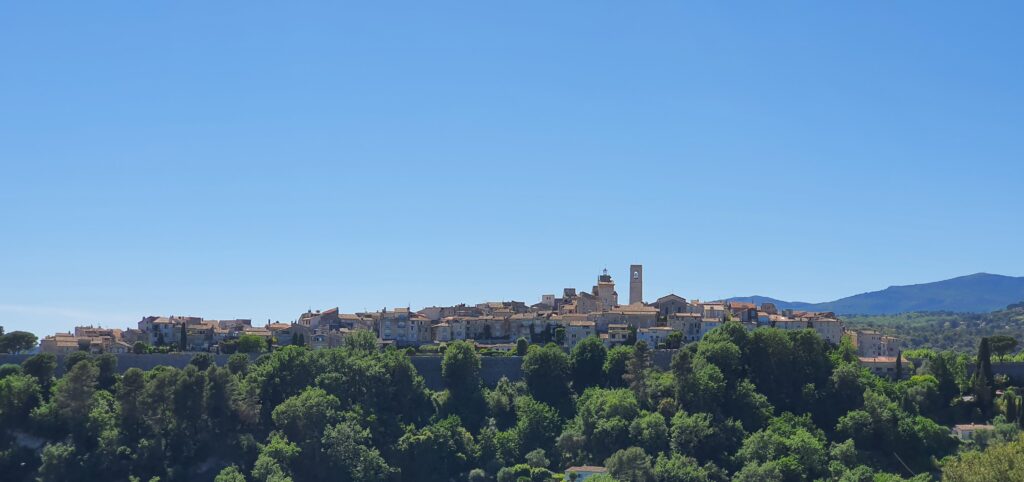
397,415,476,482
652,453,719,482
190,352,215,371
214,466,247,482
441,340,487,427
21,353,57,390
514,396,562,455
227,353,250,375
0,330,38,353
605,345,634,388
605,446,655,482
943,435,1024,481
0,324,1002,482
521,344,572,413
571,336,608,391
844,305,1024,354
237,334,266,354
670,411,745,467
343,330,378,352
516,337,529,356
0,373,41,429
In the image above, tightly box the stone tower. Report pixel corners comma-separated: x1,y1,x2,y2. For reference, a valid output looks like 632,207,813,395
629,264,643,305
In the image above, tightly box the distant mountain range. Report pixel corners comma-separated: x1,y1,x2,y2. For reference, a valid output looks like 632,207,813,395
726,273,1024,315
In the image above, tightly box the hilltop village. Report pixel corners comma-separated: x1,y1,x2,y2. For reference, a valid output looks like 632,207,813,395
36,265,904,376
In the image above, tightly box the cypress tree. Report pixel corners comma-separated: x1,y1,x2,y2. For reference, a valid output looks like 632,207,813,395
1004,392,1017,424
979,337,995,385
975,338,995,413
179,323,187,352
896,350,903,379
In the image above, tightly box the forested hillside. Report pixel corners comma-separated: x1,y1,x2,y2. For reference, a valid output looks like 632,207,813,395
1,327,1022,481
845,302,1024,355
729,273,1024,315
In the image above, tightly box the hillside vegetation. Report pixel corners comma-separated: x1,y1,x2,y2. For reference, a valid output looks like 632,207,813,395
1,327,1022,482
730,273,1024,315
845,302,1024,355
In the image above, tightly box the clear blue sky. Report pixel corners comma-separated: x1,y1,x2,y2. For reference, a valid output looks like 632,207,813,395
2,2,1022,336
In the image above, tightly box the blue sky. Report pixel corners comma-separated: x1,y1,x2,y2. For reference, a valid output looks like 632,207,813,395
2,2,1022,336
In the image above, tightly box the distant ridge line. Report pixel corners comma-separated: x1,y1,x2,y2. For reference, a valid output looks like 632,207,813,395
726,273,1024,315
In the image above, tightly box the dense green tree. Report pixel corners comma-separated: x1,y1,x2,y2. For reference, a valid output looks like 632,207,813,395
0,331,38,353
943,434,1024,481
973,337,995,413
605,446,655,482
515,396,562,455
94,353,118,390
64,351,91,371
272,386,341,454
670,411,745,466
116,367,147,440
564,388,639,463
735,414,828,481
0,373,41,429
571,336,608,391
605,345,635,389
343,330,378,352
237,335,266,354
629,411,668,455
0,322,996,482
652,453,718,482
190,352,215,371
321,417,394,481
179,323,188,352
0,363,21,378
37,442,80,482
625,341,653,408
987,335,1017,361
1002,389,1020,426
397,415,476,482
923,350,963,403
521,344,572,413
441,341,486,427
132,341,149,354
214,466,247,482
695,339,743,386
53,359,99,435
666,332,683,349
227,353,250,375
252,433,299,482
516,337,529,356
21,353,57,391
525,448,550,468
486,376,521,430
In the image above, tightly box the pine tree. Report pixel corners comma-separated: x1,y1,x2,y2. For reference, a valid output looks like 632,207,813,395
625,340,652,408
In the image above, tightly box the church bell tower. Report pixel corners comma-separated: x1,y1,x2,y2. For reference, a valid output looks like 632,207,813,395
629,264,643,305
